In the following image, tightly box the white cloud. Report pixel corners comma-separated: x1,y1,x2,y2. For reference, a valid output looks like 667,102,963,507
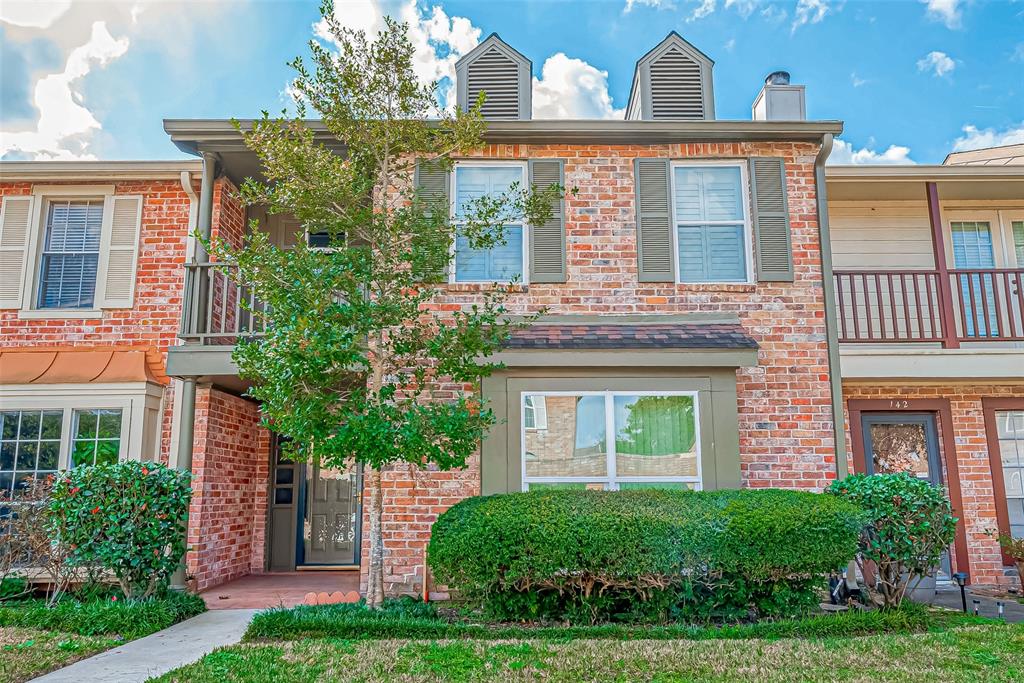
917,50,956,77
318,0,481,110
921,0,962,29
952,122,1024,152
624,0,676,12
0,0,71,28
725,0,759,18
1012,43,1024,63
792,0,829,32
724,38,736,52
829,139,915,165
0,21,128,160
850,72,867,87
689,0,716,20
533,53,624,120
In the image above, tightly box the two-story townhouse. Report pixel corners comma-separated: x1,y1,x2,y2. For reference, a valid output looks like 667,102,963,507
827,148,1024,588
161,32,849,597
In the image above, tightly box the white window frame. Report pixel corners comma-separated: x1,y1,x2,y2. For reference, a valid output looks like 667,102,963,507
20,185,115,319
520,390,702,491
0,383,165,469
449,160,530,285
669,160,755,285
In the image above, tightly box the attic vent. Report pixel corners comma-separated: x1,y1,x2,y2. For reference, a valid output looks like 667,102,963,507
466,46,520,119
455,33,532,120
626,32,715,121
649,47,705,120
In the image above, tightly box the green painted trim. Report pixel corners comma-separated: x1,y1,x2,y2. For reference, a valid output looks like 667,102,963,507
166,346,239,377
490,348,758,368
814,133,849,478
480,370,741,495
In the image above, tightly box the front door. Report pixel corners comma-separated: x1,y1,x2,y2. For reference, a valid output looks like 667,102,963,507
861,412,951,578
299,460,361,566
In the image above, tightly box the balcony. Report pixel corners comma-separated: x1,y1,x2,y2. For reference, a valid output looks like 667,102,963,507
179,262,268,346
834,268,1024,346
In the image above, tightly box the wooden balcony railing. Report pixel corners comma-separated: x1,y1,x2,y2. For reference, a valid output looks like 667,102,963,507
179,262,268,345
834,268,1024,345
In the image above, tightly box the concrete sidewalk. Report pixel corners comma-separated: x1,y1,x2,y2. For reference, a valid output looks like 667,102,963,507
31,608,257,683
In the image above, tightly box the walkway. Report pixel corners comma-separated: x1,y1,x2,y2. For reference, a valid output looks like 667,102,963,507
30,609,257,683
199,570,361,609
926,586,1024,623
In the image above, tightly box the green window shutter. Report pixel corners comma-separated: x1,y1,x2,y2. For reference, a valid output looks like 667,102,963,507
413,159,451,283
634,158,674,282
528,159,566,283
749,157,794,282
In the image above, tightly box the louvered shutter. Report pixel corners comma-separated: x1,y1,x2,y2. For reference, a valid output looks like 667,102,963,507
0,196,33,309
99,195,143,307
649,46,706,120
528,159,566,283
634,158,674,282
414,159,450,283
466,46,521,120
749,157,794,282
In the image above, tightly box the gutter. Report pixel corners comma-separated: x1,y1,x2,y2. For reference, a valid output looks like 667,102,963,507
814,133,849,480
0,160,201,181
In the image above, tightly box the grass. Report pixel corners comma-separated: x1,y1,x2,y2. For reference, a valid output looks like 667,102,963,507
0,627,119,683
0,591,207,640
245,599,988,642
150,623,1024,682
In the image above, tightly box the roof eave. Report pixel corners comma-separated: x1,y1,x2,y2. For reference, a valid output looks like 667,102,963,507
0,160,203,181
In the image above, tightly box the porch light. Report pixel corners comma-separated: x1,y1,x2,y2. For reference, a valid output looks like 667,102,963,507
952,571,969,613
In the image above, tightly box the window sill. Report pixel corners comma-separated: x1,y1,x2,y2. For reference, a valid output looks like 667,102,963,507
676,283,757,293
18,309,104,320
444,283,529,294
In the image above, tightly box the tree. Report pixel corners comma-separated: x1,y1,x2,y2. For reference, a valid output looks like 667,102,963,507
211,2,560,607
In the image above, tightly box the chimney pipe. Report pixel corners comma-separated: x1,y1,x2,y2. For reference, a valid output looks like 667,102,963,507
765,71,791,86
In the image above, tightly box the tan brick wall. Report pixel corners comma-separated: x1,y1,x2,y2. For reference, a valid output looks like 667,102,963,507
371,141,836,594
843,382,1024,587
186,386,270,591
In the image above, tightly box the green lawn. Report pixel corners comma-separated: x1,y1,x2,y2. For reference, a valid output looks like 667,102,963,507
0,627,119,683
151,623,1024,682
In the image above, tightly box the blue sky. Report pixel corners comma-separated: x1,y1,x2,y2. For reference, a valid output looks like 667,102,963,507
1,0,1022,164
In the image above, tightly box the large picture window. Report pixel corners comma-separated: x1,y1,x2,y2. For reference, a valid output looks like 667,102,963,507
521,391,700,491
672,163,751,283
451,164,526,283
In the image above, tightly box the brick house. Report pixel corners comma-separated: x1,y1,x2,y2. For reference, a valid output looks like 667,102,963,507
0,31,1018,596
827,151,1024,587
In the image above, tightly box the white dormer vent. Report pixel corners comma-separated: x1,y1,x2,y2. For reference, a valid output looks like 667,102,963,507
456,34,532,120
626,32,715,121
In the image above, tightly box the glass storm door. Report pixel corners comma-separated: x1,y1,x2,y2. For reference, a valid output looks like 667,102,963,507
299,459,361,566
861,413,950,578
995,410,1024,540
950,221,998,338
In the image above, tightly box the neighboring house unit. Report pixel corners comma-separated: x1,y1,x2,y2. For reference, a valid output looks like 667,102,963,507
0,31,1018,597
827,155,1024,586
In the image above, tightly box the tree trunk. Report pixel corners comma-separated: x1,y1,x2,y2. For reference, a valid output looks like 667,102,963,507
365,466,385,609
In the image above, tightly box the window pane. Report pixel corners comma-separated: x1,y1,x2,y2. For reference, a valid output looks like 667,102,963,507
72,440,96,467
950,221,995,268
455,225,523,281
454,166,522,217
76,410,98,439
38,200,103,310
71,409,122,467
525,482,600,491
1013,221,1024,265
674,166,744,222
94,442,119,466
614,395,698,478
97,410,121,438
524,394,606,478
1,413,18,440
869,422,931,479
40,411,62,439
37,442,59,470
19,412,40,439
0,410,65,495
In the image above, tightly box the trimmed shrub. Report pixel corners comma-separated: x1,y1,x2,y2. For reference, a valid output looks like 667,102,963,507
428,489,863,624
828,473,957,609
49,462,192,600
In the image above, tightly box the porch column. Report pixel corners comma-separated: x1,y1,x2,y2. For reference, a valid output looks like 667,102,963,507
171,152,218,591
926,181,960,349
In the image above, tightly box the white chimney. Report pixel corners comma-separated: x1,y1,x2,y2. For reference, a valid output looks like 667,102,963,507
752,71,806,121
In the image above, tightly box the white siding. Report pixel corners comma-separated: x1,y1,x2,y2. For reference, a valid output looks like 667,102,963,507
829,202,935,270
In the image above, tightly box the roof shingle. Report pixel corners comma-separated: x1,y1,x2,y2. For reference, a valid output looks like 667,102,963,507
504,322,758,351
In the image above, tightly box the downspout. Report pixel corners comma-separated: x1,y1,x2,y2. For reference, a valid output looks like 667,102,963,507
814,133,849,479
171,153,217,590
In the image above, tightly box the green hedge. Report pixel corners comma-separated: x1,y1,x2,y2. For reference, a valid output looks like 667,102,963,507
428,489,864,623
0,591,206,640
244,598,983,642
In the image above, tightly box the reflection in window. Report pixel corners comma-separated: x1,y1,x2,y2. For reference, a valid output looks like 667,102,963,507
522,392,699,490
70,409,122,468
0,410,62,495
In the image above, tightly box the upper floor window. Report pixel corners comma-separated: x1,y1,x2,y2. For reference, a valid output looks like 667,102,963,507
672,163,751,283
451,164,526,283
37,200,103,309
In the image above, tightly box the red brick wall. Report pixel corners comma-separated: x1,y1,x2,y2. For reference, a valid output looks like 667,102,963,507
186,386,270,591
370,141,836,594
843,382,1023,587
